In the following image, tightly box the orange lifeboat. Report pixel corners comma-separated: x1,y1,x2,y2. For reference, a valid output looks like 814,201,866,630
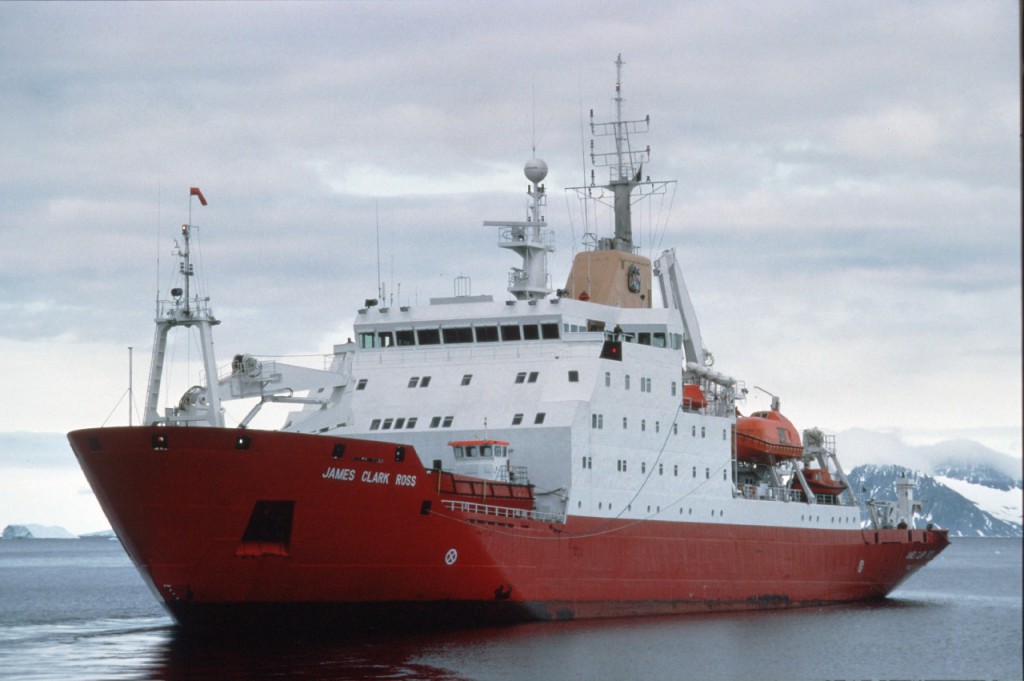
800,467,846,496
734,409,802,464
682,384,706,410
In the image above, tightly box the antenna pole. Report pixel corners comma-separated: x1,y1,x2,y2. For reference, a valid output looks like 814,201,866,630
375,201,382,302
128,346,133,426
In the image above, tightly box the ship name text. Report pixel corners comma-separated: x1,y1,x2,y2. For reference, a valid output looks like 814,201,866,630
321,466,416,488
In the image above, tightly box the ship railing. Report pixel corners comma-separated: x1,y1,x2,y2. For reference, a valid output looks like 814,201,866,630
441,499,562,524
737,483,855,507
497,224,555,249
494,465,530,486
736,483,804,503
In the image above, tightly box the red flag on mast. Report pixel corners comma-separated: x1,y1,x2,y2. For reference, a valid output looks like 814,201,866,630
190,187,208,206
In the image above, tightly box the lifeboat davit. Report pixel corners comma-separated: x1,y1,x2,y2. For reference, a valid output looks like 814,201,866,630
734,409,803,464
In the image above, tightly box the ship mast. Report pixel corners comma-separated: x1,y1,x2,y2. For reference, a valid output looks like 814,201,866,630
487,158,555,300
143,188,224,427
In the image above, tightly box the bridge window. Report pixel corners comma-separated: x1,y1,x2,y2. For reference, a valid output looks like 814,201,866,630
522,324,540,340
382,418,394,430
429,416,441,428
653,332,667,348
358,332,375,349
541,323,560,339
461,374,472,386
515,372,527,384
475,326,499,342
377,331,394,347
512,413,523,425
416,328,440,345
395,330,415,346
420,376,431,387
442,327,473,344
370,419,381,431
527,371,539,383
500,324,521,341
534,413,546,424
394,418,405,429
405,417,417,429
408,377,420,388
441,416,454,427
356,379,368,390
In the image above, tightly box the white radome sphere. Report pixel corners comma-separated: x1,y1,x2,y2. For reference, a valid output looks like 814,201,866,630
524,158,548,184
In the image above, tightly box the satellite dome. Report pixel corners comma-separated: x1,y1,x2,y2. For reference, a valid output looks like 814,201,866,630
524,158,548,184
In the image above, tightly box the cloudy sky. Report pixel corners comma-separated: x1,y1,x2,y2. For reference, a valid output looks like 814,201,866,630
1,1,1019,533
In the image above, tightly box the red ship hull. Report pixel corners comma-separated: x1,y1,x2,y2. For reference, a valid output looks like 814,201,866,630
68,426,950,631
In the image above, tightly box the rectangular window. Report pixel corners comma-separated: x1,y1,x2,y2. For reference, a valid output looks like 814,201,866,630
406,417,418,429
534,413,545,424
692,466,697,478
591,413,604,429
625,375,630,390
475,325,499,342
416,328,441,345
568,370,579,382
393,417,405,429
420,376,431,388
673,464,678,477
356,379,368,390
541,323,560,339
622,417,628,429
512,413,524,425
671,381,677,397
655,421,660,433
396,330,416,346
638,332,651,345
527,371,539,383
500,324,522,341
369,419,381,431
442,416,454,427
705,467,710,479
408,377,419,388
641,419,646,432
605,371,611,387
653,332,667,348
382,418,394,430
522,324,540,340
377,331,394,348
461,374,472,386
430,416,442,428
358,332,375,349
515,372,527,384
442,327,473,344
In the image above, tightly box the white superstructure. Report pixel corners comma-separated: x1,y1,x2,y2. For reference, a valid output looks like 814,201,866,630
154,56,925,535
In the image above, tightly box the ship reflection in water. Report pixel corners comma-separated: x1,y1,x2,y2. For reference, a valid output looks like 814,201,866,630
0,537,1018,681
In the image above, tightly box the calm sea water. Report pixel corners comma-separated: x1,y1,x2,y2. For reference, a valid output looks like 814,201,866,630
0,537,1019,681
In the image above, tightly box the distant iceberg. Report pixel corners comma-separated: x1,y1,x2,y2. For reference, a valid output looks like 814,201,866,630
1,524,78,540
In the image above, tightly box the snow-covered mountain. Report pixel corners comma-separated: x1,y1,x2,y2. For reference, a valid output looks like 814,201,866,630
838,430,1022,537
